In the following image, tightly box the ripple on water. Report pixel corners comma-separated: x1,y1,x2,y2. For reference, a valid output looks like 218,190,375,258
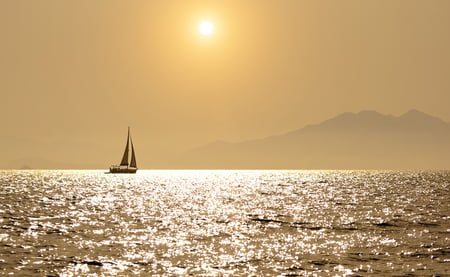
0,170,449,276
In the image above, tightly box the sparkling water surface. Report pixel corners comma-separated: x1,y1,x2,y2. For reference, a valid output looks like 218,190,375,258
0,170,449,276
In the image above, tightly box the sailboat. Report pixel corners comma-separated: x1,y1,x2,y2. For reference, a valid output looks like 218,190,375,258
109,127,137,173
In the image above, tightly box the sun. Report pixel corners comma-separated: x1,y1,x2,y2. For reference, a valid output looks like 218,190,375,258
199,21,214,36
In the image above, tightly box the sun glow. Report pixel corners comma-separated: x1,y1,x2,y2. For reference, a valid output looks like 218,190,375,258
199,21,214,36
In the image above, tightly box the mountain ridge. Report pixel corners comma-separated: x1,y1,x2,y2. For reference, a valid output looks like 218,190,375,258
180,110,450,169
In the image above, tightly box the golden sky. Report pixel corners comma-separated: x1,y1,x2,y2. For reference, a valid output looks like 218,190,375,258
1,0,450,168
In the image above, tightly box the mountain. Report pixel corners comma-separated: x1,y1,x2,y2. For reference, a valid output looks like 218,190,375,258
180,110,450,169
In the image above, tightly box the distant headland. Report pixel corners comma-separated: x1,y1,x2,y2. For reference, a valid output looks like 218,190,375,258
179,109,450,170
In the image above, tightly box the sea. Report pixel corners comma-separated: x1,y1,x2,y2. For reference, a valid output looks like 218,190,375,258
0,170,449,276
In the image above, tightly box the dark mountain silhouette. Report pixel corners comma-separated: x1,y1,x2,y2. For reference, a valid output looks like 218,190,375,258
180,110,450,169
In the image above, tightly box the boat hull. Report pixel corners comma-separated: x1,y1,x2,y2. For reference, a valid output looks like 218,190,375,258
109,166,137,174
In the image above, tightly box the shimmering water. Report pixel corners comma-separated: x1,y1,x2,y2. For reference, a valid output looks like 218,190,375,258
0,170,449,276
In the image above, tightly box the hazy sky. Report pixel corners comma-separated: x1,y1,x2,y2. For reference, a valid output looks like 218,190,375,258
1,0,450,168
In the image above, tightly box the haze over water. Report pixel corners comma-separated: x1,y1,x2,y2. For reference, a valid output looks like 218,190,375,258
1,170,449,276
2,1,450,170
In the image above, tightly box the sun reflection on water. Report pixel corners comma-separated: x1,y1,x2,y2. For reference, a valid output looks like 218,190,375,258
0,170,448,275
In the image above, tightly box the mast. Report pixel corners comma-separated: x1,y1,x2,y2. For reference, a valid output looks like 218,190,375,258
120,127,130,166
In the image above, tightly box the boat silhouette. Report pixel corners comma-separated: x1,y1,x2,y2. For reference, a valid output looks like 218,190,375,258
109,127,137,173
